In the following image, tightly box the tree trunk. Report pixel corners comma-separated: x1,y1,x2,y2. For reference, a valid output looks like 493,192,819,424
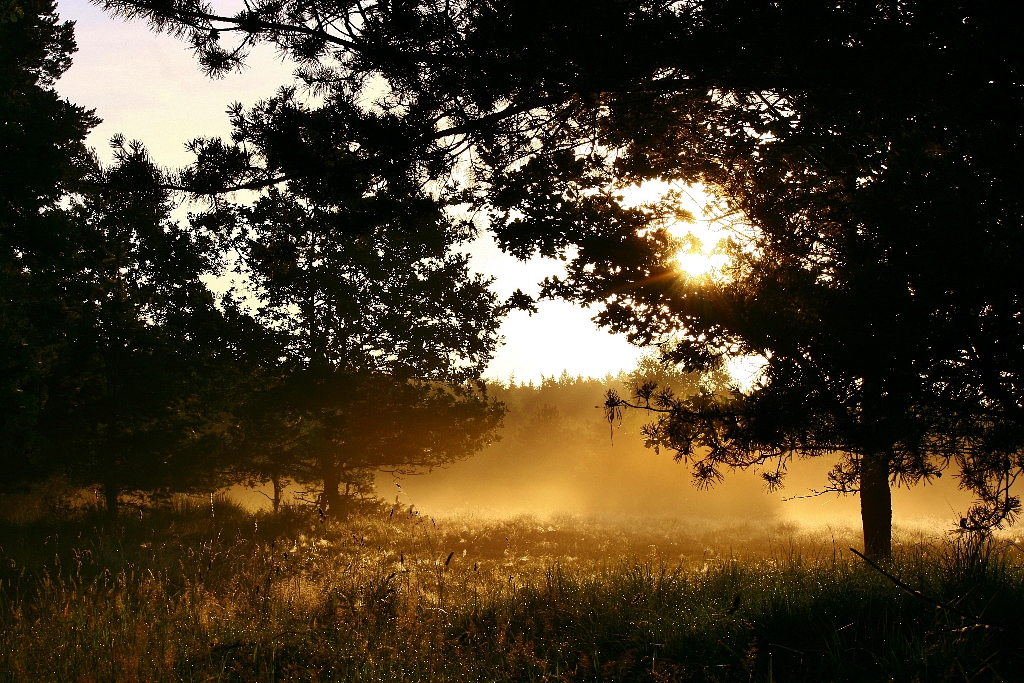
104,482,119,523
271,475,283,514
338,481,355,519
860,451,892,561
322,467,340,519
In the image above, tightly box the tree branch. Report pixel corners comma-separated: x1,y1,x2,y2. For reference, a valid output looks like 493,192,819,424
850,547,1012,631
159,174,289,195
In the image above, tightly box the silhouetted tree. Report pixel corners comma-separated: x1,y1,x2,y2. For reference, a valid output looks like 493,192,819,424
0,0,97,481
206,96,507,515
38,138,239,518
98,0,1024,557
2,4,249,517
228,380,300,513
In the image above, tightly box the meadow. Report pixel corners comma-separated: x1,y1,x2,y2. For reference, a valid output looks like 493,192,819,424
1,497,1022,682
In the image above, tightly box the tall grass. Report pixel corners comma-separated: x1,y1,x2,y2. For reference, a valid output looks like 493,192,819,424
0,499,1021,681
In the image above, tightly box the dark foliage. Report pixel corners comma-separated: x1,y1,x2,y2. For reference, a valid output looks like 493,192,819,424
39,138,240,513
0,0,97,478
213,93,509,516
2,2,511,514
95,0,1024,556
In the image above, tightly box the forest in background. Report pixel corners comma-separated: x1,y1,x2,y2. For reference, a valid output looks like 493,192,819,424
226,364,777,521
387,370,774,519
394,372,981,524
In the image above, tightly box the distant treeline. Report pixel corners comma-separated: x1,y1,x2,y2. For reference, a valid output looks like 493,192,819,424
387,364,778,519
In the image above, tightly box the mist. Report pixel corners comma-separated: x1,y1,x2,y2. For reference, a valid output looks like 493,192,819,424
230,371,980,534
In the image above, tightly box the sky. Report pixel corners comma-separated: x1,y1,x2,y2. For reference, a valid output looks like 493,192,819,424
54,0,660,384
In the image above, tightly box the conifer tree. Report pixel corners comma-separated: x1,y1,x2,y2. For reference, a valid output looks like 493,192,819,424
0,0,97,480
213,94,508,514
41,138,239,517
96,0,1024,555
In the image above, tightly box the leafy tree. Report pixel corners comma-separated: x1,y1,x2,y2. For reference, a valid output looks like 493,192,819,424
39,138,239,517
97,0,1024,557
207,92,507,516
0,0,97,479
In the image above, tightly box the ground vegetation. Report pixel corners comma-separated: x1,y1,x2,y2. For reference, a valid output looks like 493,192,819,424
1,502,1022,681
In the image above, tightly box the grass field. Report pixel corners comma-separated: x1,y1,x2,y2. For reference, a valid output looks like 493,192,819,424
1,498,1022,682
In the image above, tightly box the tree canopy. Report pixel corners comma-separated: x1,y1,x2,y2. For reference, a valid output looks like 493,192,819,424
96,0,1024,557
2,3,247,514
1,1,507,518
222,152,508,515
1,0,97,477
40,138,241,515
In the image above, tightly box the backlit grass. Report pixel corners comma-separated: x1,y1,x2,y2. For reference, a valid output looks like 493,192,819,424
1,499,1021,681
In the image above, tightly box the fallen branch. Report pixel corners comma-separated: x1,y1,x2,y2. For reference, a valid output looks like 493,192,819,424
849,547,1009,631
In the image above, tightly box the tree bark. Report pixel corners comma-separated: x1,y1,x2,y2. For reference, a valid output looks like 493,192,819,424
272,475,283,513
860,450,892,561
103,482,119,523
322,467,340,519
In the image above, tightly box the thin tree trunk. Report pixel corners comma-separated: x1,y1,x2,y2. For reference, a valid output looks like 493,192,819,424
322,467,340,518
104,482,119,523
272,475,283,514
339,481,354,519
860,450,892,561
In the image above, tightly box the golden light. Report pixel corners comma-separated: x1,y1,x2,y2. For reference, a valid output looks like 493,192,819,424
617,180,769,394
616,180,730,281
673,241,730,280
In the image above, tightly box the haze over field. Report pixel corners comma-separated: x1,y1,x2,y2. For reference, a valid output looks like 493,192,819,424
228,374,981,531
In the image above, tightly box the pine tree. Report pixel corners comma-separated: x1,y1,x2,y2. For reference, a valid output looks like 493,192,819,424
41,138,238,517
93,0,1024,555
1,0,97,483
206,92,506,517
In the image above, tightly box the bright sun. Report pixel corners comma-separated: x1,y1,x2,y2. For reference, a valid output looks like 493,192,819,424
617,180,730,280
674,244,730,279
616,180,768,393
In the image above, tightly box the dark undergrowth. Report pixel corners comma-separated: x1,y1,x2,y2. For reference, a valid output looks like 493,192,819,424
0,498,1021,682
